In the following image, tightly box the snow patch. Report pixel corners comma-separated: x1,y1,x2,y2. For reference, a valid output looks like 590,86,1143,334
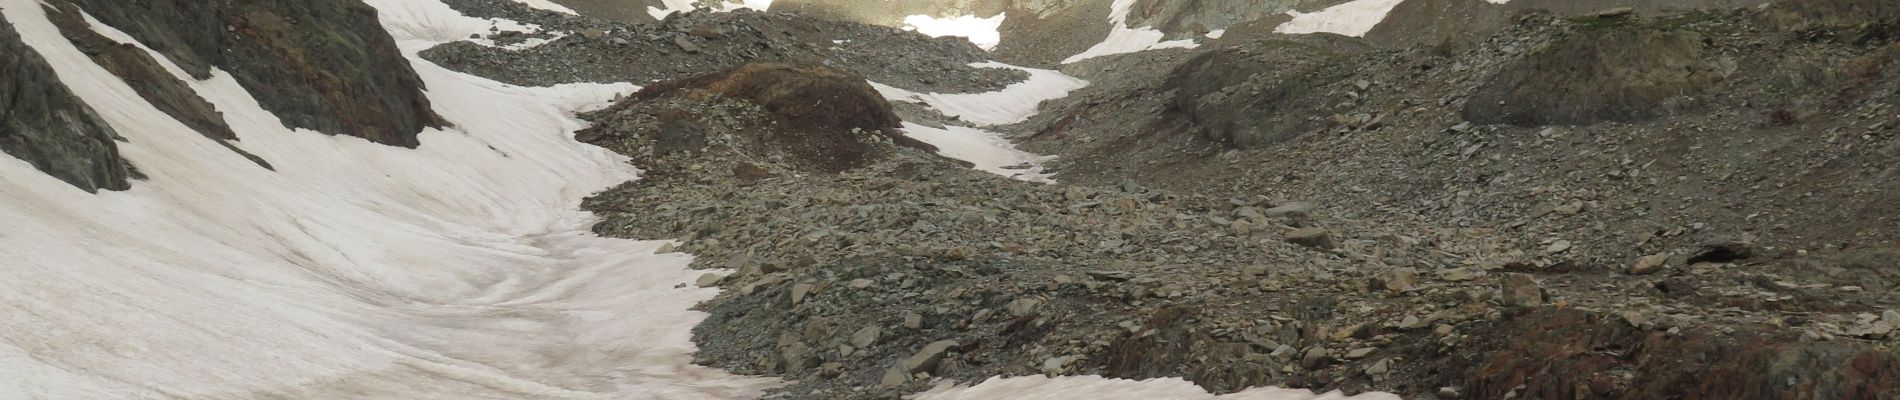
647,0,773,21
1063,0,1199,64
902,14,1005,51
871,62,1088,127
870,63,1084,183
923,376,1404,400
901,122,1055,183
508,0,576,14
1206,29,1227,39
0,0,776,397
1273,0,1406,37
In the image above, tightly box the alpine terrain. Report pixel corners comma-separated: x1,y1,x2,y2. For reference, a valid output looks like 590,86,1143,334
1,0,1896,399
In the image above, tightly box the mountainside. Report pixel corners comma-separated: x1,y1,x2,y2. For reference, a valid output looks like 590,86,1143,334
3,0,1896,399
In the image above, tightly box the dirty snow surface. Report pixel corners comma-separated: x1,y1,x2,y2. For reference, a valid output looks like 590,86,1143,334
647,0,774,20
872,62,1088,182
1274,0,1406,37
902,14,1005,51
1063,0,1200,64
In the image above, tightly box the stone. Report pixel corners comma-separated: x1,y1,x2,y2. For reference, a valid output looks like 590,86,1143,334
695,273,725,287
1440,267,1484,282
1007,297,1043,316
1345,347,1377,359
1270,345,1297,359
1398,315,1424,329
850,326,882,348
903,340,959,374
879,365,909,388
1546,240,1573,254
818,362,845,379
779,341,817,373
1285,228,1336,249
1500,273,1547,307
673,34,700,53
850,278,875,289
656,242,677,254
1366,358,1390,375
791,283,815,306
1264,202,1317,218
1301,347,1332,370
904,312,924,330
1373,268,1420,292
1628,254,1670,275
1042,356,1074,375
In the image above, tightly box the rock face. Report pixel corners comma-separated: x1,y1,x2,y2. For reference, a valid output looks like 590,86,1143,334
1463,25,1727,126
1160,37,1363,149
0,18,134,192
43,2,272,170
64,0,444,147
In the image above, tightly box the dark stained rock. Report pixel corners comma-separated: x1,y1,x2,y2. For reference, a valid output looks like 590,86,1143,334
1453,308,1900,400
630,62,932,172
43,2,272,170
0,17,133,192
62,0,445,147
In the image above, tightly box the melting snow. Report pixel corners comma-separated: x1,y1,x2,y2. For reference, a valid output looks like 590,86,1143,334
508,0,577,14
1063,0,1200,64
871,62,1089,127
1273,0,1406,37
647,0,773,21
869,63,1088,182
902,14,1005,51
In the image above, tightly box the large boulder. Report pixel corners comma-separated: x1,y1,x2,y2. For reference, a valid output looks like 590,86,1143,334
596,62,934,172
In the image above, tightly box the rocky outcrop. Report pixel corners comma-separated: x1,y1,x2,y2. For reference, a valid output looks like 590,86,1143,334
581,62,933,173
0,18,134,192
63,0,444,147
1160,36,1364,149
1464,24,1728,126
43,2,272,170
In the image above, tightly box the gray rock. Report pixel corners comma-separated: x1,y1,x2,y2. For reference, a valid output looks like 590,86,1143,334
792,283,815,306
1440,267,1484,282
1545,240,1573,254
1007,297,1043,316
1373,268,1420,292
850,326,882,348
818,362,845,379
1300,347,1332,370
1628,254,1670,275
674,34,701,53
1285,228,1336,249
1041,355,1074,375
1500,273,1547,307
695,273,725,287
902,340,959,374
879,365,909,388
903,312,924,330
1264,202,1317,218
